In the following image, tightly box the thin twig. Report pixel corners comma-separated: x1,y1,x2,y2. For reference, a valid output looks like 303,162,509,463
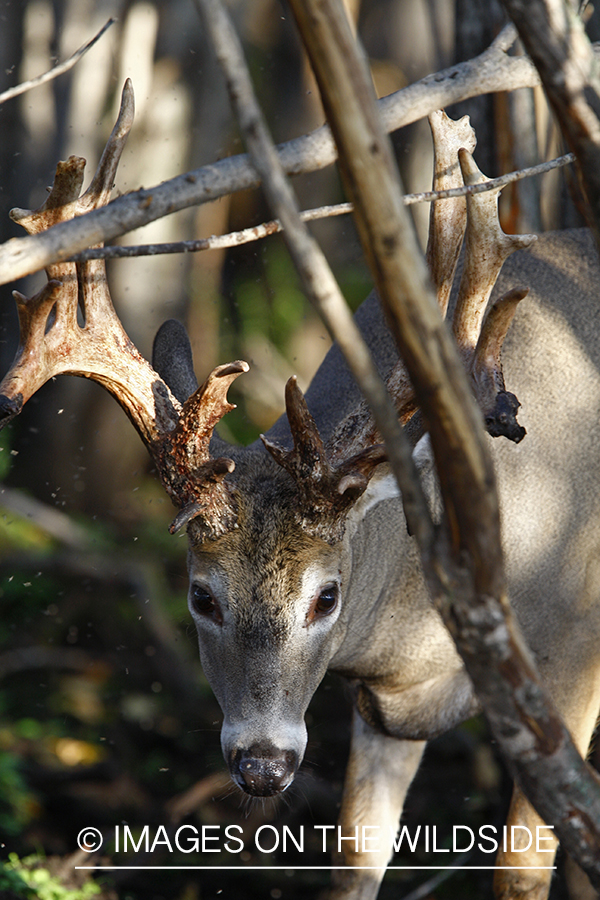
404,151,574,204
69,204,353,260
2,33,595,284
0,19,116,106
69,153,575,262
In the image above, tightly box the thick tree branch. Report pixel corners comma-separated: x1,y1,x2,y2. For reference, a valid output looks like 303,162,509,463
287,0,600,887
0,29,594,285
188,0,433,549
501,0,600,251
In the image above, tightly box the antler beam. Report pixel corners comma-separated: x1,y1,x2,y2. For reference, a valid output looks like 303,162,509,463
330,108,532,456
0,81,248,541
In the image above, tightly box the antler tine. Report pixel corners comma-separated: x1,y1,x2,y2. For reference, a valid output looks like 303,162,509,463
0,80,250,541
472,287,528,442
164,361,248,531
261,377,387,540
177,361,250,465
325,114,532,458
261,376,330,484
426,110,477,317
79,78,135,215
0,133,180,447
452,149,536,368
364,111,476,439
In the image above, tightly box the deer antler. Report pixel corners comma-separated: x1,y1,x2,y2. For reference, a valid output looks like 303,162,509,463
450,148,534,441
0,98,532,546
472,286,528,442
0,81,248,540
426,109,477,318
261,377,386,541
322,110,532,468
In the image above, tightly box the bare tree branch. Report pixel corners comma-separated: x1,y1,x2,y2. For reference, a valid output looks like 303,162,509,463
286,0,600,888
188,0,433,548
67,152,575,263
1,28,595,285
0,18,116,106
501,0,600,251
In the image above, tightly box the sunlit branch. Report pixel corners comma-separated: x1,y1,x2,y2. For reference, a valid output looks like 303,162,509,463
70,152,574,262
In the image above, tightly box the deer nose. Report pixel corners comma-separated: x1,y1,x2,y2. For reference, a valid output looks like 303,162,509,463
232,747,299,796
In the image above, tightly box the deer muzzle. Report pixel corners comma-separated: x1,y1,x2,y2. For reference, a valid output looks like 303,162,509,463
220,716,307,797
229,744,300,796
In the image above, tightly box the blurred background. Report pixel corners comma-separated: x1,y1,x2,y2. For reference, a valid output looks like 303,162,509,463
0,1,598,898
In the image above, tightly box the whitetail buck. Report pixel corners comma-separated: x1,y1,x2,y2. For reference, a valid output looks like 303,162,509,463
1,84,600,900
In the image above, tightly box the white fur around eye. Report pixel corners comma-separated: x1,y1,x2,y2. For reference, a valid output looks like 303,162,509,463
298,564,341,628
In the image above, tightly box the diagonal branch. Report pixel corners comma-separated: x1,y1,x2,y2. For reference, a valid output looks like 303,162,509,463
188,0,433,550
286,0,600,888
0,29,595,285
0,19,115,106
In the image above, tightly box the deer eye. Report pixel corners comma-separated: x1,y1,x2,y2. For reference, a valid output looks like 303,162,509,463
190,584,221,623
309,584,339,623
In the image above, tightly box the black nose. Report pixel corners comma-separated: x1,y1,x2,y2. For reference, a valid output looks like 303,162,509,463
231,746,299,796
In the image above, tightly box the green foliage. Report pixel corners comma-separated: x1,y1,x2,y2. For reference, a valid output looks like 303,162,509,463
0,428,14,481
0,857,33,898
225,242,309,351
0,752,36,836
1,854,100,900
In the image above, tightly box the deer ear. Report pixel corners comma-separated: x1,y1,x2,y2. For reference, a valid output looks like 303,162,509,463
412,434,442,523
341,465,400,544
412,433,433,471
152,319,199,404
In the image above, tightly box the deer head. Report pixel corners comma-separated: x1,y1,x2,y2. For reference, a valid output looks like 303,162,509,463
0,87,531,796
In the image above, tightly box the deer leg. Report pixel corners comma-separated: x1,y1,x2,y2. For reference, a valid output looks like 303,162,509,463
327,708,425,900
564,854,599,900
493,786,558,900
493,676,600,900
